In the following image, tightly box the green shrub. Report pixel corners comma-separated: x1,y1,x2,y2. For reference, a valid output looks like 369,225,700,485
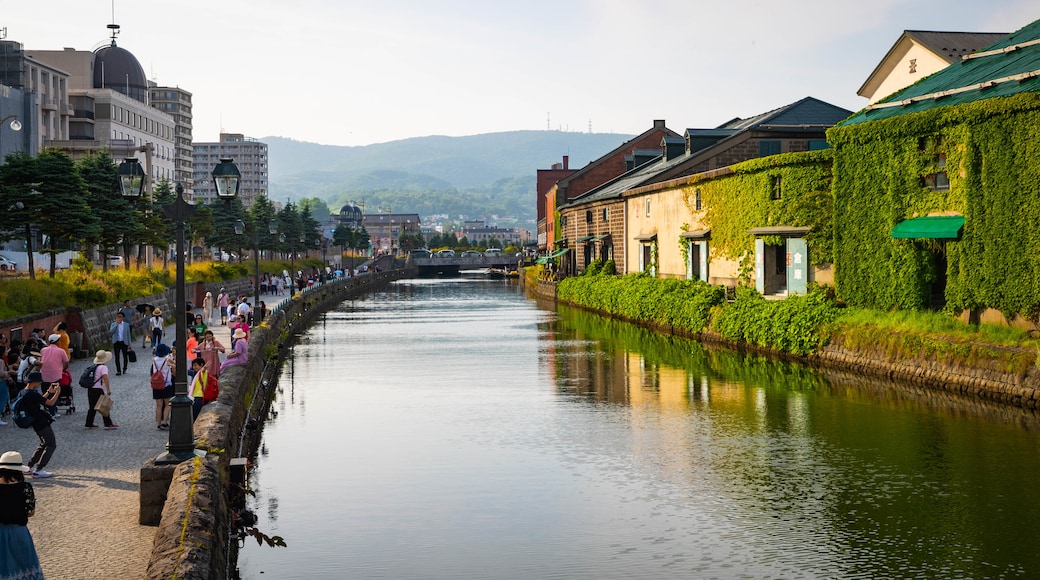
558,274,725,334
710,287,841,355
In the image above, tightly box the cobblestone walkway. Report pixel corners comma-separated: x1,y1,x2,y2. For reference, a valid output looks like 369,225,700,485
2,290,289,579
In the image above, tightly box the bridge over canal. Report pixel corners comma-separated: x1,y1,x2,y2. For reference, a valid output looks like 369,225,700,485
412,255,524,276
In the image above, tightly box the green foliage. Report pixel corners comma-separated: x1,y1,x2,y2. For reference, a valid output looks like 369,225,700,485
711,287,842,355
558,274,726,334
827,92,1040,318
602,260,616,275
831,307,1037,373
681,150,835,269
0,278,72,319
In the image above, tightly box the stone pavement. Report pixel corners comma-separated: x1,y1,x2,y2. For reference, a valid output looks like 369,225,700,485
0,289,290,579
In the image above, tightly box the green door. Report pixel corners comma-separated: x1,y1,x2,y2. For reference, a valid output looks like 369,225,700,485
786,238,808,295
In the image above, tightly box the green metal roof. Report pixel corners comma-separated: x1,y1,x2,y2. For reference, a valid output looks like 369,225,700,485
890,215,965,239
839,19,1040,127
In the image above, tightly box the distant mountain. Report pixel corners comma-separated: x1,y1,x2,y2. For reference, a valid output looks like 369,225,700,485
263,131,635,228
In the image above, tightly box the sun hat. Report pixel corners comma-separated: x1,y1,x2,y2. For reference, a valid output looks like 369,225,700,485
153,308,163,316
29,351,41,358
232,328,247,339
27,371,43,383
93,350,113,364
154,343,171,357
0,451,30,472
48,334,61,343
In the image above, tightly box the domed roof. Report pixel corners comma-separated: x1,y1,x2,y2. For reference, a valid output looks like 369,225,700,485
339,203,364,226
93,42,147,103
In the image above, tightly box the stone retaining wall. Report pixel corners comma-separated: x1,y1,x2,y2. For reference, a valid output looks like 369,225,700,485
812,341,1040,410
0,279,255,359
554,296,1040,412
143,269,413,580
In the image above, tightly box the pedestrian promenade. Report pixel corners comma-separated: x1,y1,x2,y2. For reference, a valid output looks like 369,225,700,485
2,290,290,579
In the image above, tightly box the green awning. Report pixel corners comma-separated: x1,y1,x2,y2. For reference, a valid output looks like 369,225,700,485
576,235,594,243
891,216,965,239
591,234,610,242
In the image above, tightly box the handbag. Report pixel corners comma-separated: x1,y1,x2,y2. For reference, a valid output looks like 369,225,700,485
150,360,168,391
94,393,113,417
59,370,72,387
127,348,137,363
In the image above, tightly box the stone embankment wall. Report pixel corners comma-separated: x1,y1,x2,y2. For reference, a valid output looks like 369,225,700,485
812,339,1040,410
143,269,413,580
547,286,1040,411
0,279,254,358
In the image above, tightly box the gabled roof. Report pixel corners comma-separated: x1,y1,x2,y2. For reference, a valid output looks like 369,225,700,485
857,30,1008,99
721,96,853,130
906,30,1010,63
561,97,851,209
840,20,1040,127
560,152,669,208
560,97,851,209
556,121,679,188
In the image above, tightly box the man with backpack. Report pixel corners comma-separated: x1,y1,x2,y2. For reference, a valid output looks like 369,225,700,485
14,371,60,478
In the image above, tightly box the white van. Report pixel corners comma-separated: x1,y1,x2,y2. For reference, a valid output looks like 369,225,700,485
484,248,502,256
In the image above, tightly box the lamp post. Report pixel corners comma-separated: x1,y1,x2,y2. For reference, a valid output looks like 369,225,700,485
119,157,240,463
0,114,22,155
236,217,278,320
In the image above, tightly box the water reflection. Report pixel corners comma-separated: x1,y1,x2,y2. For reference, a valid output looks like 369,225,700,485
239,279,1040,579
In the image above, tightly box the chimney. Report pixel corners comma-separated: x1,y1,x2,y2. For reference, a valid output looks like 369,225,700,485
563,155,569,170
653,119,666,129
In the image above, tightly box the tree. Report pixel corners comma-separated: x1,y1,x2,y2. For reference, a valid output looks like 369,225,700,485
399,229,424,252
76,151,133,270
148,179,177,268
247,195,278,257
207,197,247,261
277,201,303,260
187,205,214,264
34,150,94,277
298,196,332,224
299,202,322,250
0,152,40,278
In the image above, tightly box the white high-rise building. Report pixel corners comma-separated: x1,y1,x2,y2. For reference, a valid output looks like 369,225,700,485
193,133,268,208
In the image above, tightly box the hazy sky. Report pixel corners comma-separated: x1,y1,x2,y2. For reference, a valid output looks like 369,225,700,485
4,1,1036,146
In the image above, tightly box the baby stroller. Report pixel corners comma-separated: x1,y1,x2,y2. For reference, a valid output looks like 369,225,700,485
53,372,75,415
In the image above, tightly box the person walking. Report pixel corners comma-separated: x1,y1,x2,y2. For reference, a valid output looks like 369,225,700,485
0,450,44,580
119,299,137,335
83,350,116,430
148,308,165,350
152,343,174,430
21,372,60,478
203,291,214,325
217,289,230,326
109,311,133,376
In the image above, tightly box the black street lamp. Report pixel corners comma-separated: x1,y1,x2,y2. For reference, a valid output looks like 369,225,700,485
119,157,240,464
236,217,278,321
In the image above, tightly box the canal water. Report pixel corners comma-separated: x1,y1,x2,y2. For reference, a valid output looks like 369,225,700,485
237,277,1040,579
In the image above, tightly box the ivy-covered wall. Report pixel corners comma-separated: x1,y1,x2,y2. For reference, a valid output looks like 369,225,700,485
676,150,835,283
828,92,1040,317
